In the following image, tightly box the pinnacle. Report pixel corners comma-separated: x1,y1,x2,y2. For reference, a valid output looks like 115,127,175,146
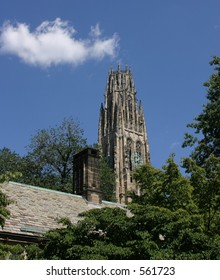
108,64,132,75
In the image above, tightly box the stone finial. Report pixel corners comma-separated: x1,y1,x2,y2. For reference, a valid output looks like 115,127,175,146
109,66,113,75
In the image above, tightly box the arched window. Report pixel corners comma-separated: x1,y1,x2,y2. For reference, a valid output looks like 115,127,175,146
131,141,143,168
128,96,133,125
127,138,132,171
136,141,142,157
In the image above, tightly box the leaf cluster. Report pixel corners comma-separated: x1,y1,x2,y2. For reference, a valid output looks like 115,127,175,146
0,117,87,193
183,56,220,165
99,156,116,202
24,155,217,260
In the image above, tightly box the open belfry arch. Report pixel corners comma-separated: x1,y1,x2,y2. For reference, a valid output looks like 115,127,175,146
98,65,150,203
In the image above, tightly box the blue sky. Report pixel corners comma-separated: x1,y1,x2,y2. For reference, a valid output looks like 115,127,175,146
0,0,220,169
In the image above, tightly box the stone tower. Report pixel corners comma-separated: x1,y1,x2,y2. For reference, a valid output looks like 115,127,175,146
98,65,150,203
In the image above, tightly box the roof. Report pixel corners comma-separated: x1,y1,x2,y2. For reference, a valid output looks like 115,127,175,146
0,181,122,242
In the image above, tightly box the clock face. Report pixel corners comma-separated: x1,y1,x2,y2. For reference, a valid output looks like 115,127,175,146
131,152,143,168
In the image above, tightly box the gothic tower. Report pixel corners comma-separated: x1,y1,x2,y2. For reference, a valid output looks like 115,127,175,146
98,65,150,203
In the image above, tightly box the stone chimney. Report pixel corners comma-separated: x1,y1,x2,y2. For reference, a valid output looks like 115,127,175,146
73,148,102,204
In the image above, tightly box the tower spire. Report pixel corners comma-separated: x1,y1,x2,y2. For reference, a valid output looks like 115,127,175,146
118,63,120,72
98,65,150,203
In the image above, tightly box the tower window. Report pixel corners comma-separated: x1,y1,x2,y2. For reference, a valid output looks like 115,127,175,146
136,141,142,157
128,97,132,112
127,138,132,171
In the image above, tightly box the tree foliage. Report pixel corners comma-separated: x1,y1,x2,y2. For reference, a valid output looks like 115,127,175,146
28,156,220,260
183,155,220,233
182,56,220,234
0,148,23,175
0,186,10,229
133,156,195,212
0,147,40,187
27,117,87,192
42,208,132,260
99,157,116,202
0,118,87,193
0,148,22,228
0,243,27,260
90,144,116,202
183,56,220,165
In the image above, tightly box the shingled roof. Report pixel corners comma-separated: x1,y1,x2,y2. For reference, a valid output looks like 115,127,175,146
0,181,122,244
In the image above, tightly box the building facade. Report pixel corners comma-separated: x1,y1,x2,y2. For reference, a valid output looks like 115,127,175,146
98,65,150,203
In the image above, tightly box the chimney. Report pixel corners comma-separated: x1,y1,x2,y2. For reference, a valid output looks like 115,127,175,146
73,148,102,204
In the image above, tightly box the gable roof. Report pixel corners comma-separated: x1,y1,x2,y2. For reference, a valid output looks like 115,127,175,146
0,181,122,243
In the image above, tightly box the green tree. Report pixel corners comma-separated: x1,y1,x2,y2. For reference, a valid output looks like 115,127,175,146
42,208,133,260
0,148,23,228
0,244,26,260
17,155,45,186
129,157,210,259
0,148,23,175
32,156,220,260
0,185,10,229
27,117,87,192
133,156,195,212
183,155,220,233
183,56,220,165
0,147,40,187
99,157,116,202
0,151,13,228
89,144,116,202
182,56,220,234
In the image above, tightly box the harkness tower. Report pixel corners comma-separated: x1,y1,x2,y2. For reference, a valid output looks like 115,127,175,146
98,65,150,203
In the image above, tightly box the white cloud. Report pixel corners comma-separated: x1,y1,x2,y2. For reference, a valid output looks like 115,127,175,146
0,18,119,67
90,23,102,37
